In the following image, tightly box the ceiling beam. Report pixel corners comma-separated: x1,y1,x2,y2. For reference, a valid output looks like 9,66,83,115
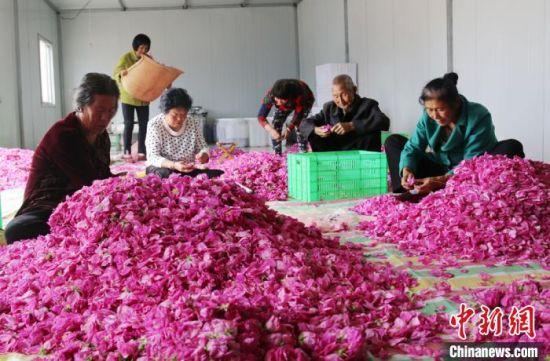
42,0,60,14
59,2,296,14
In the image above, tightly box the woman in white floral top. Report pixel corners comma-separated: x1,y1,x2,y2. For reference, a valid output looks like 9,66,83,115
145,88,223,179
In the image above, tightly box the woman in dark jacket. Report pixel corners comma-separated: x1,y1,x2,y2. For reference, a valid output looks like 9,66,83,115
5,73,119,244
299,74,390,152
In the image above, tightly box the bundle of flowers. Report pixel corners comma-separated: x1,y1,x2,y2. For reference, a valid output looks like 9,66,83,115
320,125,332,133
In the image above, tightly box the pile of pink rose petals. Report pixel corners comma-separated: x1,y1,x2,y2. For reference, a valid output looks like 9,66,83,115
0,175,449,360
466,279,549,350
284,143,300,154
110,161,147,176
217,151,289,201
0,147,34,191
353,155,550,268
208,146,246,164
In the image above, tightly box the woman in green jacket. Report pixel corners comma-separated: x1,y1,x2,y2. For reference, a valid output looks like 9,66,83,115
113,34,152,161
385,72,524,194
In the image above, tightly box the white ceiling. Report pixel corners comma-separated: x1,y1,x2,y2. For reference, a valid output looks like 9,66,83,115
50,0,299,11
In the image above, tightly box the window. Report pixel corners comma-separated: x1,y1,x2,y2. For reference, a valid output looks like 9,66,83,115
39,36,55,105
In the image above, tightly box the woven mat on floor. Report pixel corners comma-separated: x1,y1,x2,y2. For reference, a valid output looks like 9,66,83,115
268,198,549,359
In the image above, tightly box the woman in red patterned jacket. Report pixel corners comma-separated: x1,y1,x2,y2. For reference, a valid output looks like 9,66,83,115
5,73,119,244
257,79,315,155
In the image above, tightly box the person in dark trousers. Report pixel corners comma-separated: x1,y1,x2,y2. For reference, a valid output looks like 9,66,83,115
145,88,223,179
4,73,119,244
257,79,315,155
113,33,152,162
385,72,525,194
299,74,390,152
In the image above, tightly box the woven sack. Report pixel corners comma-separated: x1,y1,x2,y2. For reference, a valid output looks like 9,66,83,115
122,56,183,102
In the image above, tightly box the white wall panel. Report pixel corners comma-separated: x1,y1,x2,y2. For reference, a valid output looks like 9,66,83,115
348,0,447,135
17,0,63,148
61,6,298,124
454,0,546,161
297,0,346,97
0,0,21,148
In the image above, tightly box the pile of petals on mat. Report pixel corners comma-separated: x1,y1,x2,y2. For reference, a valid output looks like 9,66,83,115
0,147,34,191
110,161,147,175
0,175,451,360
215,151,289,201
353,155,550,269
462,279,547,348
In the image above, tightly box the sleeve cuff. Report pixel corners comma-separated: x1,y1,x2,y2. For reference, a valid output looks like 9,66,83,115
147,156,169,168
399,162,417,177
258,117,268,127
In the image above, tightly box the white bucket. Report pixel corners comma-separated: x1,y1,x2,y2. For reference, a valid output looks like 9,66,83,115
215,118,249,147
245,117,271,147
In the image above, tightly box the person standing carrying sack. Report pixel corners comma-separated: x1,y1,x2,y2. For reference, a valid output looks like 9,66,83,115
113,33,152,162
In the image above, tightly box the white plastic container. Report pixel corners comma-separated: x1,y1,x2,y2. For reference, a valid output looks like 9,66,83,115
215,118,249,147
245,117,271,147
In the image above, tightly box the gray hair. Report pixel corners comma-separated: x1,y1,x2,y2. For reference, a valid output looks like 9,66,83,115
159,88,193,114
332,74,357,93
74,73,120,111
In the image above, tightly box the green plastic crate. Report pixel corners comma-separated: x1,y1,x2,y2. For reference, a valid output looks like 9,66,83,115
287,150,388,202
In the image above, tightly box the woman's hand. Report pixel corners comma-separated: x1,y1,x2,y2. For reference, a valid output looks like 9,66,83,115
174,161,194,173
314,126,331,138
195,152,209,164
401,167,415,190
281,127,292,140
265,125,281,141
413,175,450,194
